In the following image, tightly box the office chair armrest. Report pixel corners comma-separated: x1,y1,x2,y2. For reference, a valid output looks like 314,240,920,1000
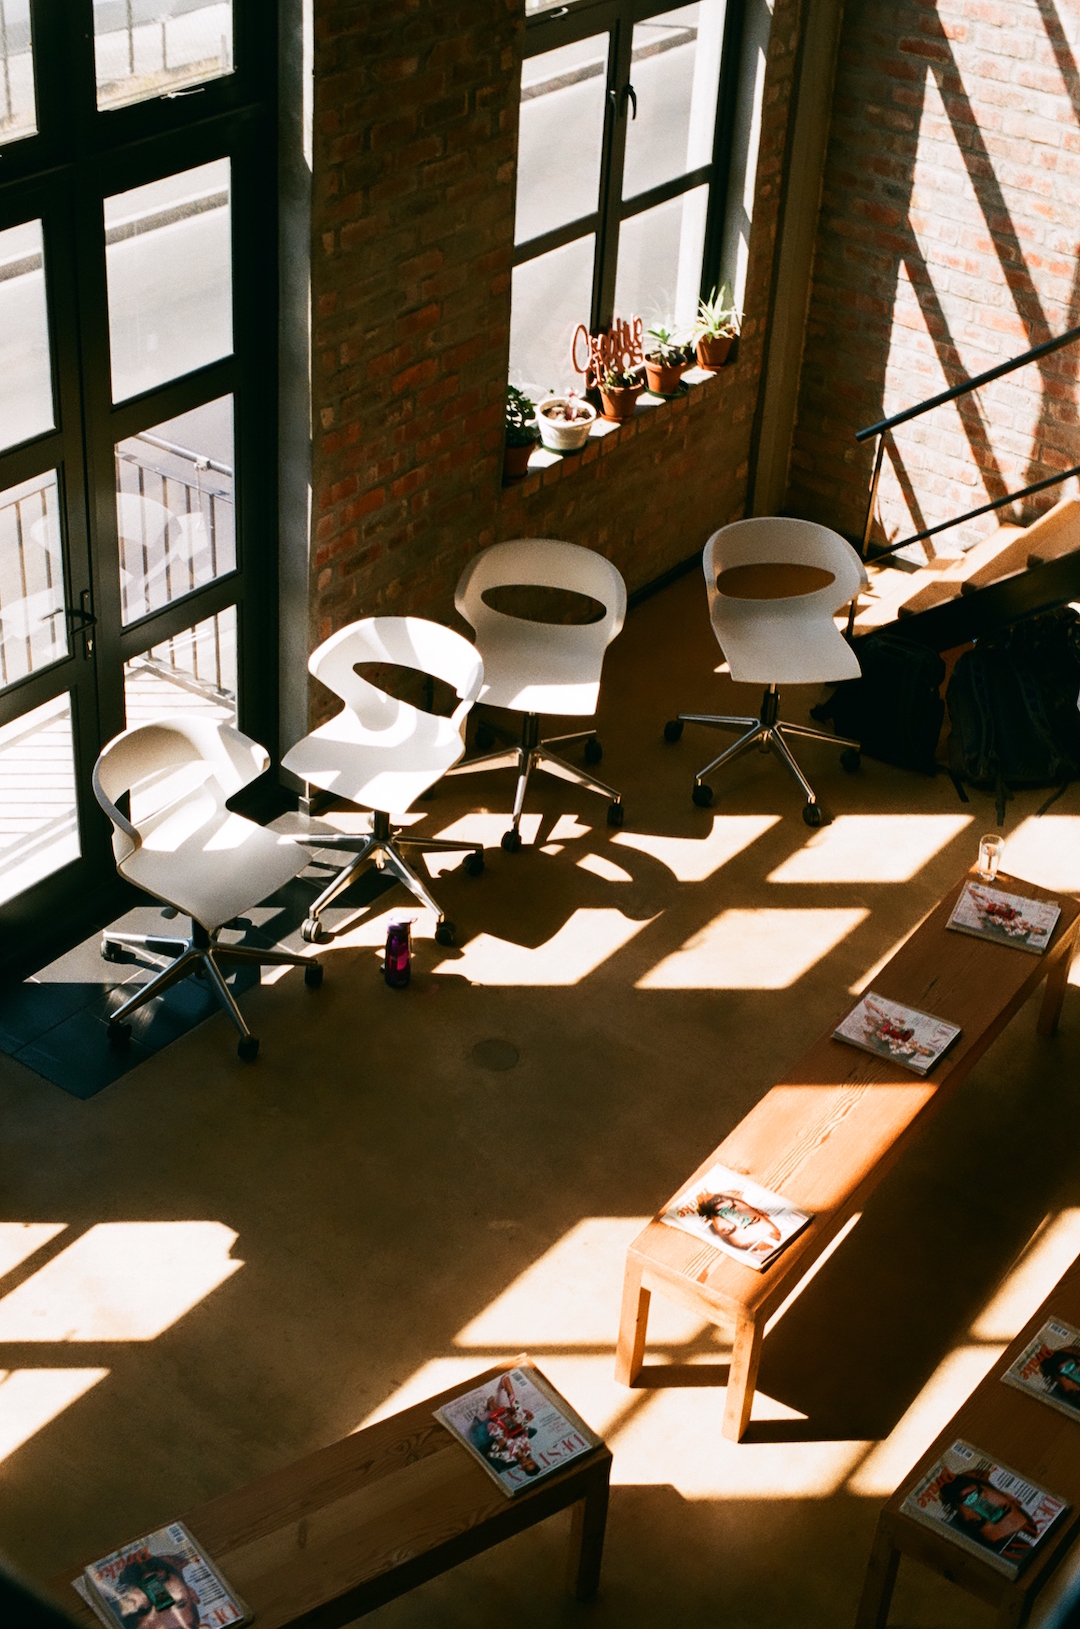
91,758,140,861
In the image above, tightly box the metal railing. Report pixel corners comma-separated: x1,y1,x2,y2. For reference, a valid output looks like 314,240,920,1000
855,322,1080,564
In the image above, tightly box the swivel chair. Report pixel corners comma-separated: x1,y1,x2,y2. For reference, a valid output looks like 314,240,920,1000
282,616,485,945
448,538,626,851
665,517,867,826
93,716,322,1062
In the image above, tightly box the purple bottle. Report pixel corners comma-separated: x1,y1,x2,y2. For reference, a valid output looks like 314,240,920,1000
384,919,411,988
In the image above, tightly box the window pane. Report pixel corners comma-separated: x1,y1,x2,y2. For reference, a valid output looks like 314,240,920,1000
0,693,80,906
115,397,235,627
0,0,37,146
124,604,236,728
0,220,54,451
623,2,725,201
510,236,595,400
94,0,233,111
615,185,709,336
517,37,608,245
0,471,66,692
105,160,232,402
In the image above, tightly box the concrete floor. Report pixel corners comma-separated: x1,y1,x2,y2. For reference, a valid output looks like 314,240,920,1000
3,569,1080,1628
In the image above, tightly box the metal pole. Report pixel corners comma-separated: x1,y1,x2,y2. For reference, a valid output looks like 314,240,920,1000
126,0,135,77
0,0,13,124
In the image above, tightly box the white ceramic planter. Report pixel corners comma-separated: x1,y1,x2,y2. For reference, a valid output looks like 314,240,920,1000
537,395,597,452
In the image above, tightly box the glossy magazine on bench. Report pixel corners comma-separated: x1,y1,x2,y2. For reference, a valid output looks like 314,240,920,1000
947,882,1060,955
833,991,961,1075
434,1359,602,1497
901,1440,1069,1579
72,1521,248,1629
660,1160,810,1271
1002,1316,1080,1423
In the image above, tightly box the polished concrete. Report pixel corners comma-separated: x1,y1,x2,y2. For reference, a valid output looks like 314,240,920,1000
3,570,1080,1628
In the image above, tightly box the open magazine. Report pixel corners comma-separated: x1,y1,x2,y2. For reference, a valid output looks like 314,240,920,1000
434,1360,602,1497
73,1522,247,1629
1002,1316,1080,1423
901,1440,1069,1579
660,1160,810,1272
833,991,961,1076
947,882,1060,955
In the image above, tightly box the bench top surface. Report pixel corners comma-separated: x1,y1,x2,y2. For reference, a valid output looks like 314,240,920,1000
629,869,1079,1315
56,1362,610,1629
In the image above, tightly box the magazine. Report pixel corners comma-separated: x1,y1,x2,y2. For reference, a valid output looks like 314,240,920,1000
901,1439,1069,1579
74,1522,248,1629
1002,1316,1080,1423
660,1160,810,1272
833,991,961,1076
947,882,1060,956
434,1359,602,1497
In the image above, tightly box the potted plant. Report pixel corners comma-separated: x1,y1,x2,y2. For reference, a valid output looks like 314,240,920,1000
503,385,540,480
598,365,644,423
644,326,685,396
536,391,596,452
693,284,740,369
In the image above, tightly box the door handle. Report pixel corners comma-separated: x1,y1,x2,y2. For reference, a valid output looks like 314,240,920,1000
69,590,96,657
610,83,638,120
624,82,637,120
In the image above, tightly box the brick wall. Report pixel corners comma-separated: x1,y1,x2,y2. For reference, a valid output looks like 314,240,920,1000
308,0,802,719
789,0,1080,554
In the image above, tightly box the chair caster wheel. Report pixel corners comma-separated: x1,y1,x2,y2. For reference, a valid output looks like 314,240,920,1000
501,828,522,854
237,1035,260,1062
434,920,456,946
301,917,328,944
664,718,684,744
584,738,603,765
475,723,496,752
606,801,624,828
802,802,826,828
101,940,123,963
107,1020,131,1050
840,747,861,773
463,851,485,877
304,961,324,989
692,782,713,808
160,905,179,919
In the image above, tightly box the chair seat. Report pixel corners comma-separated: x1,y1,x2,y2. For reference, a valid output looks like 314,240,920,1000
120,790,308,933
282,704,466,812
718,607,862,686
474,624,602,715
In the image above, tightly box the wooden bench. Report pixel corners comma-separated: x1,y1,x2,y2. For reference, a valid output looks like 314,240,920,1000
56,1362,612,1628
854,1253,1080,1628
615,868,1079,1442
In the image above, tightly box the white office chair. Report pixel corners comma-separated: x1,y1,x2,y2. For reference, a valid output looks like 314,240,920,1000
282,616,485,945
448,538,627,851
665,517,867,826
93,716,321,1062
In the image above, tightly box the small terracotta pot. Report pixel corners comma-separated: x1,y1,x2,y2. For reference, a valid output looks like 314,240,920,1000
599,380,644,422
503,440,536,481
645,358,684,396
696,332,734,369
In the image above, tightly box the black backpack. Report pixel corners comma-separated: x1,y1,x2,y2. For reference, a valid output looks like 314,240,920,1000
946,607,1080,823
811,632,946,776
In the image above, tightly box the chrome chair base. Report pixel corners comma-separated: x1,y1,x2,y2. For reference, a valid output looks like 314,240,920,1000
446,712,623,849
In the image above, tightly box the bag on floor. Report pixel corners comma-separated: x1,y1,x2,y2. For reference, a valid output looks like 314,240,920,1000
946,606,1080,823
811,631,946,776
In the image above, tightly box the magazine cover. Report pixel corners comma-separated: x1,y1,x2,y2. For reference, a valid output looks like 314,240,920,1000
77,1522,248,1629
947,882,1061,956
660,1160,811,1272
901,1439,1069,1579
434,1361,602,1498
1002,1316,1080,1422
833,991,961,1076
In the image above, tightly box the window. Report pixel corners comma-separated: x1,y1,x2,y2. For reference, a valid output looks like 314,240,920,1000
511,0,743,396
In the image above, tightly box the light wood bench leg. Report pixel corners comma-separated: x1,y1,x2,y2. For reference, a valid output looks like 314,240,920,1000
614,1259,650,1386
1037,938,1075,1037
722,1310,764,1442
853,1523,900,1629
567,1469,610,1601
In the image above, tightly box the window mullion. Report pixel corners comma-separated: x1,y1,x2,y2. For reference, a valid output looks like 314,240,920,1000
593,10,633,331
699,0,748,302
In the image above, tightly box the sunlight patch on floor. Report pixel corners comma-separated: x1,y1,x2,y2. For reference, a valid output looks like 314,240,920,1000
637,908,868,989
0,1223,66,1281
1004,816,1080,893
436,909,654,985
577,852,633,883
613,814,779,882
0,1369,109,1464
0,1222,243,1342
970,1210,1080,1342
767,815,972,884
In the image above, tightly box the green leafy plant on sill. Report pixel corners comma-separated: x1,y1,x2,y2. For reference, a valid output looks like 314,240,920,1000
505,384,540,447
645,325,684,364
601,366,640,390
692,284,741,340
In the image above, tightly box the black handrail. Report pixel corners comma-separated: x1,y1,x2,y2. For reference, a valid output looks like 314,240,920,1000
867,458,1080,562
856,321,1080,443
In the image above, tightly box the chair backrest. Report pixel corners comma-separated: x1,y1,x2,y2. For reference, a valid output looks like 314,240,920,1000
308,616,484,733
93,715,269,866
456,536,626,645
703,517,866,612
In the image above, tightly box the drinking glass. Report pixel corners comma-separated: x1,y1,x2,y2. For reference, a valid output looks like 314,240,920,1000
977,833,1004,883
